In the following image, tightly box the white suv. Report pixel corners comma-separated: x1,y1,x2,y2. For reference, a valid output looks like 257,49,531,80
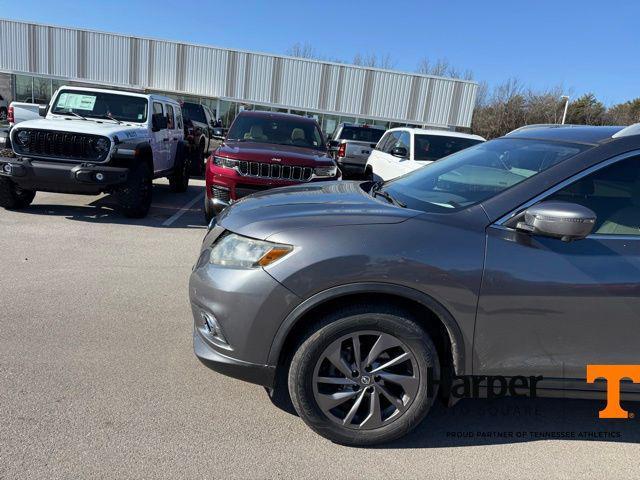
366,127,485,181
2,86,189,218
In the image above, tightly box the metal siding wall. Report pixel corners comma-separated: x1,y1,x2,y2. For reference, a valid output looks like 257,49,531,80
0,19,477,127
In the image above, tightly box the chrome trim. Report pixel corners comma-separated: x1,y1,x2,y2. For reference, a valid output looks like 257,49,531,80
494,149,640,227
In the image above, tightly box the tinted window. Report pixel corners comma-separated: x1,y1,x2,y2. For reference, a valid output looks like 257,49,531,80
383,138,587,213
182,103,207,124
548,156,640,235
227,115,325,150
153,102,163,115
414,134,483,161
338,126,385,143
51,89,148,122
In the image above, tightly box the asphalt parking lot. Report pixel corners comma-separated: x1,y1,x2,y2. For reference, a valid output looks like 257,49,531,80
1,179,638,479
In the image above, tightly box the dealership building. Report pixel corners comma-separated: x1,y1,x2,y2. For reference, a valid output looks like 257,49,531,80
0,19,478,133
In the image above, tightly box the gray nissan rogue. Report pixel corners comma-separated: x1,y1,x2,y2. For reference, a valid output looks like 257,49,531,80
189,124,640,445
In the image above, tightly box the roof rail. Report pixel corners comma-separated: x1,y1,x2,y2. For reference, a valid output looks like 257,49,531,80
612,123,640,138
505,124,576,136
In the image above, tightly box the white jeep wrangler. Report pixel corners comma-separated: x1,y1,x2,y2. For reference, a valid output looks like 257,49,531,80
0,86,189,218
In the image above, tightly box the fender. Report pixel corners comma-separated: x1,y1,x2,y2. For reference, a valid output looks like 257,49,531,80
267,282,467,375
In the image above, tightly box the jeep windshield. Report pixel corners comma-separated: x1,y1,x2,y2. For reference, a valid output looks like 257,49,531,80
379,138,588,213
226,115,326,150
51,90,148,123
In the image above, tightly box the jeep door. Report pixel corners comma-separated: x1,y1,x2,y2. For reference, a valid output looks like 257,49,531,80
165,103,179,166
151,101,169,172
474,153,640,388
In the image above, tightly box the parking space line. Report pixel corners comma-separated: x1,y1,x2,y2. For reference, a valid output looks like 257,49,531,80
162,192,204,226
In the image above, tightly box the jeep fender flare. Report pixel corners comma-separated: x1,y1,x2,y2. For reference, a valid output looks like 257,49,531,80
267,282,467,375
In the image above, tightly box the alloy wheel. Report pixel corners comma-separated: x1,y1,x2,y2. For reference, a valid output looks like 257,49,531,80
312,330,419,430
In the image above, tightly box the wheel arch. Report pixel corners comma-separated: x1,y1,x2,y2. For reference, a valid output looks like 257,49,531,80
268,282,467,376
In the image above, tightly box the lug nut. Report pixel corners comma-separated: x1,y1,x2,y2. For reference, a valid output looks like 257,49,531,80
352,370,359,378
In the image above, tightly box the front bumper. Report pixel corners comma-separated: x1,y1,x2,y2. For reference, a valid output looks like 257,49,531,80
0,157,128,194
189,244,301,387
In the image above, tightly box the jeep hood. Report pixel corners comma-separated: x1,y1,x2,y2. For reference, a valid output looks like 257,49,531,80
13,118,148,141
216,181,421,240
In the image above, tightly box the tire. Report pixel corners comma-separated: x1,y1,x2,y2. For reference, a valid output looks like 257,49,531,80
288,305,440,446
116,162,152,218
0,177,36,209
204,195,214,224
169,145,190,193
0,108,7,122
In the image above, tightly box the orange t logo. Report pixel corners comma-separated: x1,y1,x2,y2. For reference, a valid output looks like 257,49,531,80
586,365,640,419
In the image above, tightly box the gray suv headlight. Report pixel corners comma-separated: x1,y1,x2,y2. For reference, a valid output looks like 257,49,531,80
209,233,292,268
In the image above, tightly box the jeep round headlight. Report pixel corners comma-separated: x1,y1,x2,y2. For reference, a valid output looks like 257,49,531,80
16,130,30,146
92,138,110,154
210,233,293,268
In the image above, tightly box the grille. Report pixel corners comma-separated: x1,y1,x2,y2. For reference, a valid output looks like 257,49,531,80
13,129,110,162
236,160,313,182
211,185,230,202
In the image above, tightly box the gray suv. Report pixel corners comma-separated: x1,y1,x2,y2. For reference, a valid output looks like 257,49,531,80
190,124,640,445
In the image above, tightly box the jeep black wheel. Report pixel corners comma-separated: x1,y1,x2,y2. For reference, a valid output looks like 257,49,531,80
0,177,36,209
116,162,152,218
288,306,439,446
169,147,190,193
0,108,7,122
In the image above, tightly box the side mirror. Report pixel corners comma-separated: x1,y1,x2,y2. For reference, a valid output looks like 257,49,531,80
38,104,48,117
391,146,408,159
151,113,167,132
516,201,596,242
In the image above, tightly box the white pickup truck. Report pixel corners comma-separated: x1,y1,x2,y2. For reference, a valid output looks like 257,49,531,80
8,100,42,127
1,85,190,218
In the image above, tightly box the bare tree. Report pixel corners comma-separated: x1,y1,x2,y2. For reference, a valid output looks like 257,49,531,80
416,57,473,80
352,53,396,69
286,42,320,59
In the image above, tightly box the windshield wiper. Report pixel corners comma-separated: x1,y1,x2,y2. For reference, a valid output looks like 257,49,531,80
57,109,86,120
370,182,406,208
98,113,121,124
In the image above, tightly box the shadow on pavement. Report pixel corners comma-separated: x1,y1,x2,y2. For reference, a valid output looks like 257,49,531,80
15,182,207,229
375,396,640,449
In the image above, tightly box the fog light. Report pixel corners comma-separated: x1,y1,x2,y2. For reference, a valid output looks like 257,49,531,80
3,164,11,174
199,311,229,347
95,172,105,182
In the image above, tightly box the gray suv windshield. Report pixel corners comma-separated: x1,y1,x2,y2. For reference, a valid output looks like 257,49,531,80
383,138,588,212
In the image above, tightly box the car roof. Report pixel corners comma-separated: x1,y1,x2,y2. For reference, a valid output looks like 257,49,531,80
237,110,318,123
505,124,626,145
339,123,386,130
387,127,486,141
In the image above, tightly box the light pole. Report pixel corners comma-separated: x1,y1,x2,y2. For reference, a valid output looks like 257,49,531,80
560,95,570,125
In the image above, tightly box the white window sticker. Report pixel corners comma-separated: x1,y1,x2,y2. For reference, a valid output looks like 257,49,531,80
56,93,97,111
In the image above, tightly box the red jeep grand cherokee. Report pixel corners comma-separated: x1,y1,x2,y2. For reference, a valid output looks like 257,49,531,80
204,111,340,221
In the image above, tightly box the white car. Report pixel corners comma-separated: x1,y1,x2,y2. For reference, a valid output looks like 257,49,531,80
365,127,485,181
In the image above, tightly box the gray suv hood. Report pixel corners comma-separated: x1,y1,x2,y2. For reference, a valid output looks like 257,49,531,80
216,181,421,240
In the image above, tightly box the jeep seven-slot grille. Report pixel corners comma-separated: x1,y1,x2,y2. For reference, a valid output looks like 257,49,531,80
237,160,313,182
13,129,109,162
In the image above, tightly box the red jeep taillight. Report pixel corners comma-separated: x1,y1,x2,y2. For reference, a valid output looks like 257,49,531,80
337,143,346,158
7,105,14,124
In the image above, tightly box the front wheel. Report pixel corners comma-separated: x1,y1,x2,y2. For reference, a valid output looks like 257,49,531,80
116,162,152,218
204,195,214,224
0,177,36,209
288,306,440,446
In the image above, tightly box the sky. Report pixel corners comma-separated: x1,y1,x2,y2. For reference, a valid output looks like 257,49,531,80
0,0,638,105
